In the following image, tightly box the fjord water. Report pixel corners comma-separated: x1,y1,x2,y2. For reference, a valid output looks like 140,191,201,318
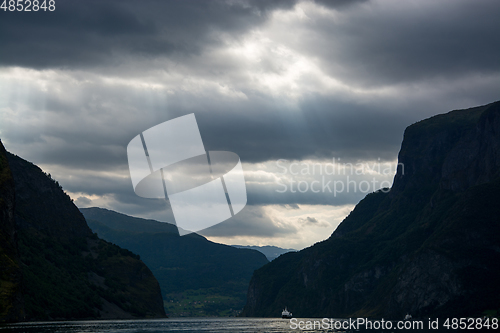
0,318,456,332
2,318,297,333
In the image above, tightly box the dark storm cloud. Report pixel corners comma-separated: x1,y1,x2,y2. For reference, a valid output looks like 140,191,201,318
0,0,373,69
293,0,500,87
192,95,413,163
2,0,498,87
0,0,264,67
4,0,497,158
4,72,493,181
2,73,412,175
0,0,300,68
314,0,367,8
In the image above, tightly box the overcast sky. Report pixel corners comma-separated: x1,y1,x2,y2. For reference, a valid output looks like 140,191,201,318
1,0,499,249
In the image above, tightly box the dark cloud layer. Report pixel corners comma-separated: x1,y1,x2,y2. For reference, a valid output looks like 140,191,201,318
0,0,378,70
196,97,412,163
2,0,498,84
0,0,297,69
1,0,499,245
1,74,412,173
316,0,500,86
3,0,498,167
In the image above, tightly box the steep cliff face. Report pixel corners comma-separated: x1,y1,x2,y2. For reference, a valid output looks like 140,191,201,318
1,149,166,321
242,101,500,319
392,102,499,194
0,141,23,322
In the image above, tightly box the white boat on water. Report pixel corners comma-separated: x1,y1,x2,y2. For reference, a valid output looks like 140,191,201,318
282,307,293,319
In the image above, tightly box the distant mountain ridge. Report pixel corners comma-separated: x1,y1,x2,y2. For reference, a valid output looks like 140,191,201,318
231,245,296,261
82,207,179,235
242,100,500,319
0,143,166,322
80,207,269,317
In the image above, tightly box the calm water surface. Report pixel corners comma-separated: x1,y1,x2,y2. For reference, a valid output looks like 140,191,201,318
0,317,458,332
0,318,328,333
